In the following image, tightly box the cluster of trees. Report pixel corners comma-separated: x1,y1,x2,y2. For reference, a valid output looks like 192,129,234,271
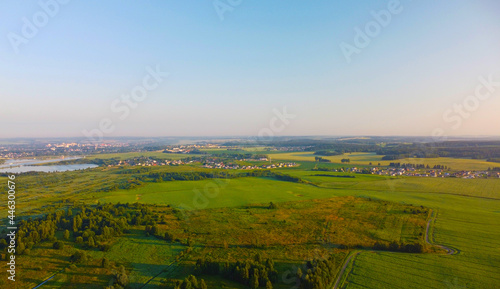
268,172,303,183
388,163,449,170
382,155,401,160
97,178,145,192
373,241,423,253
145,224,176,242
311,167,335,172
171,275,208,289
294,256,338,289
105,265,129,289
340,159,350,163
314,157,330,163
114,167,151,174
238,170,304,183
378,141,500,160
388,163,425,168
147,171,235,182
194,254,277,288
305,142,379,153
0,202,163,256
431,165,448,170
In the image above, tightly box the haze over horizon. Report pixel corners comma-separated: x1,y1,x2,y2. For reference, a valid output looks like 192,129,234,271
1,1,500,138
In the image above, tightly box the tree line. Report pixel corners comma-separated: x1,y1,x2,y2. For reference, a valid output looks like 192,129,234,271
0,202,164,257
194,254,277,289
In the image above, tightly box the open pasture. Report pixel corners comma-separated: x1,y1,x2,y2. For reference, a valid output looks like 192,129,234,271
97,177,337,209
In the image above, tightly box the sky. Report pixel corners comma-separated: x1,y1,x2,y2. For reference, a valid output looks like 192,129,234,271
1,0,500,138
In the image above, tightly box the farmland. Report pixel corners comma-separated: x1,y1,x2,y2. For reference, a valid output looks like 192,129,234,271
1,146,499,289
269,152,498,171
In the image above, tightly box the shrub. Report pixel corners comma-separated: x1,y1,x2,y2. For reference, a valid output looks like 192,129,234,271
70,251,88,264
53,241,64,250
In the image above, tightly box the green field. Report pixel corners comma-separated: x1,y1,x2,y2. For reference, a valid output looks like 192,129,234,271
90,171,500,288
337,191,500,289
96,172,500,208
97,177,338,208
94,168,499,289
86,230,185,288
269,152,498,170
2,150,500,288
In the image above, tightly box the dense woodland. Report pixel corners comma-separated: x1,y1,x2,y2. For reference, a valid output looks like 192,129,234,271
376,141,500,160
194,254,278,288
0,203,163,257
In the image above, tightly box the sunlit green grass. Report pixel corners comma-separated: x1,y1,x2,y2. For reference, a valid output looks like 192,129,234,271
334,186,500,289
86,230,185,288
98,177,338,208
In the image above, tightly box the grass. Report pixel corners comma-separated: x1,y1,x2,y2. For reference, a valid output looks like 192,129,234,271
97,177,338,208
98,172,500,208
5,229,186,288
269,152,498,170
330,184,500,289
175,196,427,250
3,150,500,288
85,230,185,288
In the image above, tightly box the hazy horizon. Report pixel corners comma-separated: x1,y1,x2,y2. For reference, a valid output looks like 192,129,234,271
2,1,499,138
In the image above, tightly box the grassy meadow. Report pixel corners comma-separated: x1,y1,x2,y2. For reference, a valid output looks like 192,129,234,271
1,150,499,288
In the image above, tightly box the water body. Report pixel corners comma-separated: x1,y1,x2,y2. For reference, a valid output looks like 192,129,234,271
0,157,98,173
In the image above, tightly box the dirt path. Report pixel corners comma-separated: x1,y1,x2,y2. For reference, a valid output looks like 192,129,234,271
425,209,458,255
31,268,65,289
332,251,361,289
331,208,458,289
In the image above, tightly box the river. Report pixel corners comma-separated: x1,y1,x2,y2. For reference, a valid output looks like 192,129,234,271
0,156,98,173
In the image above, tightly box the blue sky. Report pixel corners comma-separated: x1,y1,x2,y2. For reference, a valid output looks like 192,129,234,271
1,0,499,138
